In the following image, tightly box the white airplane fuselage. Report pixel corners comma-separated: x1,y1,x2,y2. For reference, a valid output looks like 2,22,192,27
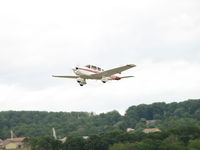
73,67,120,80
53,64,136,86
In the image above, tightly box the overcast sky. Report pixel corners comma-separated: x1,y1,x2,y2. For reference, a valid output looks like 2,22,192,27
0,0,200,114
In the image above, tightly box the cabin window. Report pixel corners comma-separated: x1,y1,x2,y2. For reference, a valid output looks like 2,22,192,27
92,66,97,70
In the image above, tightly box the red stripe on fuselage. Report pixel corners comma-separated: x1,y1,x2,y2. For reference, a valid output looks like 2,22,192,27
79,68,100,73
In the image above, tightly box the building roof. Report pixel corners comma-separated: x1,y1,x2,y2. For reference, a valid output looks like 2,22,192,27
59,137,67,143
126,128,135,132
3,137,26,147
143,128,161,133
5,137,25,142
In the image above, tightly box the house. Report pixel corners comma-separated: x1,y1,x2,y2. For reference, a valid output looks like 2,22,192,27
3,137,26,149
126,128,135,132
83,136,89,140
59,137,67,143
0,139,4,150
143,128,161,133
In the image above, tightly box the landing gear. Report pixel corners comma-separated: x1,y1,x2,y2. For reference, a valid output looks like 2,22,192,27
101,77,110,83
77,78,87,86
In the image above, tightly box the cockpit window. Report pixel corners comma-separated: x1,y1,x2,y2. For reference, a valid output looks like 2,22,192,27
85,65,90,68
86,65,104,71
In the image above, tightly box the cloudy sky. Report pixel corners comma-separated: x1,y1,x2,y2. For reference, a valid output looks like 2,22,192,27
0,0,200,114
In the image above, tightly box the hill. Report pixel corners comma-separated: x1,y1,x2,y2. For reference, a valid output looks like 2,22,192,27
0,99,200,139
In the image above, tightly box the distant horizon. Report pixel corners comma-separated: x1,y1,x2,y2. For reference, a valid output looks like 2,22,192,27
1,98,199,115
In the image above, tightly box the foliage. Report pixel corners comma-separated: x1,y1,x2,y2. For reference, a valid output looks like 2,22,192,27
29,136,62,150
188,139,200,150
0,99,200,150
124,99,200,129
27,126,200,150
0,110,122,139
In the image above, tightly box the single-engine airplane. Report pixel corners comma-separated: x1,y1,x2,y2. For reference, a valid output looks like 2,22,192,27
52,64,136,86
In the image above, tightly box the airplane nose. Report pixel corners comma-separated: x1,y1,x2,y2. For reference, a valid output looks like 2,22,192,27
72,67,79,72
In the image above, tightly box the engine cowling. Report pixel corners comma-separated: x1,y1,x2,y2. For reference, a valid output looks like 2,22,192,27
77,78,87,86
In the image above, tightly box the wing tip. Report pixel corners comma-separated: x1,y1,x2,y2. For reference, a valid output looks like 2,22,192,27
127,64,136,67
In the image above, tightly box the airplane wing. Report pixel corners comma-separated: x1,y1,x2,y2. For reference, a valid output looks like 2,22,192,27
91,64,136,78
52,75,78,78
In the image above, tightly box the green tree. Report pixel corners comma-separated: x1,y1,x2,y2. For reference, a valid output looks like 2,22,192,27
109,143,135,150
84,135,107,150
63,136,85,150
159,135,186,150
29,136,62,150
188,139,200,150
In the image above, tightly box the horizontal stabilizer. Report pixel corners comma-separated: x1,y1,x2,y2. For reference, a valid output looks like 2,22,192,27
120,76,134,79
52,75,78,79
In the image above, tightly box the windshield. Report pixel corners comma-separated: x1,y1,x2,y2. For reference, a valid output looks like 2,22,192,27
85,65,90,68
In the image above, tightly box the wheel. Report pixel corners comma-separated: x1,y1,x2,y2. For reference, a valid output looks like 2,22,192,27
80,84,83,86
102,81,106,83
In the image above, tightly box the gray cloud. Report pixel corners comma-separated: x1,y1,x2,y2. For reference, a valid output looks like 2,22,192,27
0,0,200,113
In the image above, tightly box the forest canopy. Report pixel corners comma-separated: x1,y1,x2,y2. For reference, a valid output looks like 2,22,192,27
0,99,200,139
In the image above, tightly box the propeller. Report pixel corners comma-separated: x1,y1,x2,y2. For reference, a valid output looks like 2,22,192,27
75,64,80,69
72,65,79,72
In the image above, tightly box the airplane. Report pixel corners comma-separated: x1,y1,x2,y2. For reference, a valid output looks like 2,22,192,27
52,64,136,86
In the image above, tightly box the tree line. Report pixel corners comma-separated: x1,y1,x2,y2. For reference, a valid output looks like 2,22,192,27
27,126,200,150
0,99,200,139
